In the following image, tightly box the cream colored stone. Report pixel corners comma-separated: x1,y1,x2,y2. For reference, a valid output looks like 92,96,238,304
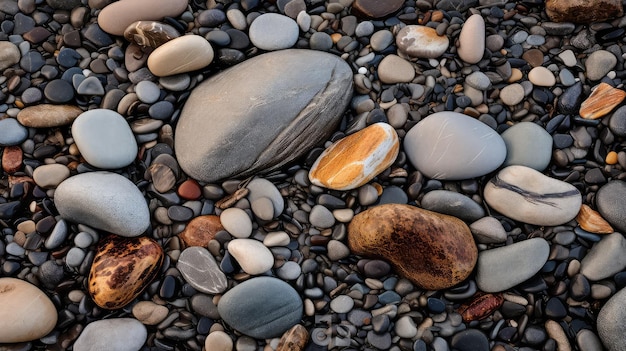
0,278,58,343
0,41,21,71
227,239,274,275
457,14,485,64
33,164,70,189
98,0,187,36
396,25,449,59
377,55,415,84
132,301,169,325
147,35,214,77
528,66,556,87
205,331,233,351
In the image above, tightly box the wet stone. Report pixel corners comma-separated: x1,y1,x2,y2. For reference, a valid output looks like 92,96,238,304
44,79,75,103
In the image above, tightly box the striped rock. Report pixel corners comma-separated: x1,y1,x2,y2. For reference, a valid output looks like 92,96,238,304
396,25,449,59
484,165,582,226
579,82,626,119
309,123,399,190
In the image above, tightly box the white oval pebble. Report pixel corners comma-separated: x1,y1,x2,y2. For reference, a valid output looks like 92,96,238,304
73,318,147,351
249,13,299,51
228,239,274,275
220,207,252,238
528,66,556,87
263,231,291,247
32,164,70,189
147,35,214,77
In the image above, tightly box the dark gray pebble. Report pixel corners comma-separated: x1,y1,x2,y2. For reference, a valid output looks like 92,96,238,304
20,51,45,73
44,79,75,103
450,329,489,351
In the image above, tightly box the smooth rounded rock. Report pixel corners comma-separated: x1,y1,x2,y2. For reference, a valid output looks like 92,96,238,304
0,118,28,146
97,0,187,36
528,66,556,87
33,164,70,188
597,287,626,351
72,109,138,169
147,35,214,77
501,122,552,171
246,178,284,218
469,216,507,244
458,14,485,64
249,13,298,50
596,181,626,233
396,25,449,59
500,83,525,105
218,277,303,339
177,246,227,294
0,41,21,71
580,233,626,281
17,104,83,127
179,215,223,247
227,239,274,275
404,111,506,180
585,50,617,81
132,301,169,325
54,172,150,237
420,190,485,222
0,278,57,343
73,318,147,351
124,20,180,48
205,331,233,351
378,54,415,84
220,208,252,238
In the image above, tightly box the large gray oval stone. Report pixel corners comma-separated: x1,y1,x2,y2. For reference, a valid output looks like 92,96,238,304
596,180,626,233
175,49,353,182
598,287,626,351
217,276,302,339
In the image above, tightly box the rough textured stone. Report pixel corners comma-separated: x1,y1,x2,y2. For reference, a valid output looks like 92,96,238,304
178,215,223,247
124,20,180,48
175,49,352,182
597,287,626,351
592,181,626,233
545,0,623,23
580,82,625,120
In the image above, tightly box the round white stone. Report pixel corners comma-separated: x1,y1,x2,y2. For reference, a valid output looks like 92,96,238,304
249,13,299,51
205,331,233,351
220,208,252,238
147,35,214,77
528,66,556,87
73,318,147,351
228,239,274,275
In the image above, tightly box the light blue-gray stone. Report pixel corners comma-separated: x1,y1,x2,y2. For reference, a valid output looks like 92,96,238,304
73,318,147,351
420,190,485,222
175,49,353,182
0,118,28,146
501,122,552,171
598,287,626,351
54,172,150,237
249,13,298,50
218,277,302,339
580,233,626,281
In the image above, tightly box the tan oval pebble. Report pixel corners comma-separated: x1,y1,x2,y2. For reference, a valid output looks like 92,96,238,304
33,164,70,189
309,122,399,190
205,330,233,351
396,25,449,59
0,278,58,343
98,0,187,36
132,301,169,325
499,83,525,106
528,66,556,87
378,55,415,84
17,104,83,127
276,324,308,351
263,231,291,247
0,41,20,71
457,14,485,64
89,235,163,309
147,35,214,77
545,320,572,351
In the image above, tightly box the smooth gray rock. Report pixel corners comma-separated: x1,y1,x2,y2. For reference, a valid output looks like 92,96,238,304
469,216,507,244
476,238,549,292
73,318,147,351
175,49,353,182
420,190,485,222
484,165,582,226
597,287,626,351
501,122,552,171
0,118,28,146
246,178,284,218
404,111,506,180
585,50,616,81
249,13,298,50
177,247,227,294
580,233,626,281
576,329,604,351
218,277,302,339
54,172,150,237
596,181,626,233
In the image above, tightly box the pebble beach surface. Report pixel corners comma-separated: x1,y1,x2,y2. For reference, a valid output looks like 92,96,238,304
3,0,626,350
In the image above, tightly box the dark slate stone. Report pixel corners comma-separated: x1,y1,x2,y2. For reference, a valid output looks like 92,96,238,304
609,105,626,137
450,329,489,351
420,190,485,222
545,297,567,320
20,51,45,73
558,82,583,114
44,79,75,103
82,23,114,47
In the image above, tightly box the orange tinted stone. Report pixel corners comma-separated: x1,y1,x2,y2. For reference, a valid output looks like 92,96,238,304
579,82,626,119
177,179,202,200
606,151,618,165
2,146,23,173
576,204,614,234
179,215,223,247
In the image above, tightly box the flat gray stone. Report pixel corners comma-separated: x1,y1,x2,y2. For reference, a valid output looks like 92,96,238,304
585,50,616,81
246,178,284,218
501,122,552,171
249,13,298,50
596,181,626,233
175,49,353,182
0,118,28,146
218,277,302,339
469,216,507,244
404,111,506,180
420,190,485,222
73,318,147,351
54,172,150,237
177,247,227,294
476,238,549,292
580,233,626,281
597,287,626,351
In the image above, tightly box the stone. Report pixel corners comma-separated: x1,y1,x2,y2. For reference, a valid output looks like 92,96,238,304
484,166,582,226
545,0,623,23
124,21,180,48
147,35,214,77
33,164,70,188
598,287,626,351
395,315,418,338
469,216,507,244
576,329,604,351
580,233,626,281
609,106,626,137
276,324,308,351
351,0,404,18
72,109,138,169
475,238,550,292
54,172,150,237
404,111,506,180
97,0,187,36
205,331,233,351
450,329,490,351
327,239,350,261
309,123,399,190
227,239,274,275
465,71,491,91
528,66,556,87
177,246,227,294
218,277,302,339
500,83,525,105
0,41,20,71
179,215,223,247
576,204,613,234
595,181,626,233
348,204,477,290
458,14,485,64
585,50,617,81
500,122,552,171
132,301,169,325
246,178,284,218
88,235,163,309
17,104,83,127
0,278,57,343
0,118,28,146
249,13,299,51
420,190,485,222
2,146,22,173
73,318,147,351
175,49,352,182
579,82,626,120
220,208,252,238
378,54,415,84
396,25,449,59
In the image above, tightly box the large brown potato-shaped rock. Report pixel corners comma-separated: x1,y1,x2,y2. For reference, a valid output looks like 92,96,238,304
175,49,353,182
348,204,478,290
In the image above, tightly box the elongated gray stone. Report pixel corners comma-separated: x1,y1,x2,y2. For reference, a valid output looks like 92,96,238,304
596,181,626,233
598,286,626,351
484,165,582,226
177,247,227,294
175,49,353,182
420,190,485,222
73,318,147,351
580,233,626,281
476,238,550,292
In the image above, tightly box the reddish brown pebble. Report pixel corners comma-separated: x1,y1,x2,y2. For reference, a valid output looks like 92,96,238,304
545,0,623,23
458,293,504,322
576,204,614,234
276,324,308,351
2,146,23,173
579,82,626,120
177,179,202,200
178,215,223,247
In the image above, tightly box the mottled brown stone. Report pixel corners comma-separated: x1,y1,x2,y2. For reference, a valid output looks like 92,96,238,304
123,21,180,48
17,104,83,127
276,324,308,351
348,204,477,290
545,0,623,23
179,215,223,247
2,146,23,174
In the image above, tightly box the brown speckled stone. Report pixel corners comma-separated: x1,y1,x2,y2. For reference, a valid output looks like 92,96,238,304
89,235,163,309
17,104,83,128
2,146,22,174
178,215,223,247
276,324,308,351
348,204,477,290
545,0,623,23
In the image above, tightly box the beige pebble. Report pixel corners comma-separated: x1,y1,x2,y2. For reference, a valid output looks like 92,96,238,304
97,0,187,36
17,104,83,127
508,68,523,82
147,35,214,77
132,301,169,325
499,83,525,106
205,331,233,351
545,320,572,351
263,231,291,247
0,41,21,71
457,14,485,64
33,164,70,189
396,25,449,59
16,220,36,234
528,66,556,87
377,55,415,84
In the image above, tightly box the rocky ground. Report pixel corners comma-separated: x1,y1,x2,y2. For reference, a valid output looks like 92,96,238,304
1,0,626,350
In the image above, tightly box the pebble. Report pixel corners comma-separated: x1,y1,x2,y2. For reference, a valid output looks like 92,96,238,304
246,178,284,218
500,122,552,171
33,164,70,188
469,217,507,243
597,286,626,351
124,21,180,48
500,83,525,105
0,278,57,343
97,0,187,36
179,215,223,247
352,0,403,18
528,66,556,87
71,109,138,169
609,106,626,136
396,25,449,59
395,315,418,338
220,208,252,238
54,172,150,237
330,295,354,313
579,82,626,120
177,246,228,294
348,204,477,290
227,239,274,275
404,111,506,180
327,239,350,261
17,104,82,127
0,41,20,71
218,277,302,339
585,50,617,81
309,204,336,228
249,13,298,51
370,30,394,52
457,14,485,64
175,49,352,182
72,318,147,351
420,190,485,222
309,122,399,190
596,180,626,232
576,329,604,351
484,165,582,226
580,233,626,281
475,238,550,292
0,118,28,146
545,0,622,23
264,231,291,247
147,35,214,77
465,71,491,91
132,301,169,325
205,331,233,351
277,261,301,280
450,329,489,351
